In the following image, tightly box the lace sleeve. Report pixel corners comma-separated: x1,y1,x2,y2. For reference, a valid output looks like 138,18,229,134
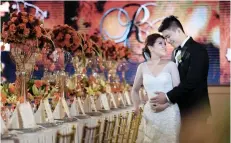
169,62,180,87
131,63,143,109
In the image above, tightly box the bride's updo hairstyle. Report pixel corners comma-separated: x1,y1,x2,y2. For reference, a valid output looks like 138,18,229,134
142,33,164,60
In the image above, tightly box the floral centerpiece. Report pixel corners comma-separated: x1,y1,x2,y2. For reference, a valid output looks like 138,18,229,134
1,83,18,105
38,27,55,54
1,12,42,44
102,39,131,61
0,83,18,121
35,27,57,76
87,36,131,81
88,35,131,61
85,75,103,97
81,33,95,58
27,80,47,99
51,24,81,53
1,11,43,73
27,79,58,106
1,11,48,103
97,78,107,94
65,73,89,105
75,74,89,98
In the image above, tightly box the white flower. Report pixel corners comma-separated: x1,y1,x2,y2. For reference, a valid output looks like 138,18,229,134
177,54,182,63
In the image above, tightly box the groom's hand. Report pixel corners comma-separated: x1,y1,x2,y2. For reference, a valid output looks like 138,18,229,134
151,103,169,112
150,92,168,104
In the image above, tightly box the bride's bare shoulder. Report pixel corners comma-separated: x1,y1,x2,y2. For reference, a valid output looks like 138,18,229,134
138,62,146,68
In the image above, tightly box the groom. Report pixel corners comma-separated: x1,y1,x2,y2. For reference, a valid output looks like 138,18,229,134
150,15,211,143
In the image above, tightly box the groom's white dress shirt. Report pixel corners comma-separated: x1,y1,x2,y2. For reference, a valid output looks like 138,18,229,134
174,36,190,66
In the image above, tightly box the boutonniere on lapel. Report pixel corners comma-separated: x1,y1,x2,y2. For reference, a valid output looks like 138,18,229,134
177,54,182,64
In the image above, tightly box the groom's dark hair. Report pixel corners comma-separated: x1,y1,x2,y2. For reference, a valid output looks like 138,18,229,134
158,15,185,33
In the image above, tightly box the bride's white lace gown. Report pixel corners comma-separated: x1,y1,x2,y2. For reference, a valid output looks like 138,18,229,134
132,61,181,143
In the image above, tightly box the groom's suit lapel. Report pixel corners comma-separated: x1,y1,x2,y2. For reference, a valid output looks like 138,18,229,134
171,49,177,63
178,46,189,67
178,37,193,68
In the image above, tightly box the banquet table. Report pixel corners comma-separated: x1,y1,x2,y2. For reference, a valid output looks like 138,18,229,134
1,106,135,143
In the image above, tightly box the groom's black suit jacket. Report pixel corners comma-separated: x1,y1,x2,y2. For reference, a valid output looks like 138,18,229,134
167,37,211,119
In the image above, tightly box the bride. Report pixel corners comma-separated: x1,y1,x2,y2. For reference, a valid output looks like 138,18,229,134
131,33,181,143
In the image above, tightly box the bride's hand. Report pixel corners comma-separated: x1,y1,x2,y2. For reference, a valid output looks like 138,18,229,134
134,107,140,116
151,103,170,112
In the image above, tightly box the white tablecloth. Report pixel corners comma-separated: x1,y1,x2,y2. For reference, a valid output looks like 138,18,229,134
1,107,134,143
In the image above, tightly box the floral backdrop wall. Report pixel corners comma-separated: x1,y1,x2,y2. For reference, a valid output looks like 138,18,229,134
74,1,229,85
